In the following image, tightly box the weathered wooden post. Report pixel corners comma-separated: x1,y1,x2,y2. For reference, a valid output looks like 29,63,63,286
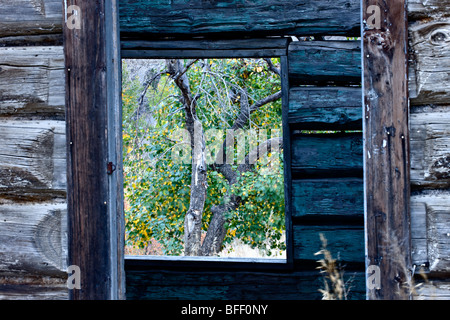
362,0,412,299
63,0,125,299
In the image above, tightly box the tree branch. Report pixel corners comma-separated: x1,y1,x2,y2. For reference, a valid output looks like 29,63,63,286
263,58,281,77
232,90,282,130
166,59,198,143
137,72,165,108
174,59,199,81
212,89,282,183
249,91,282,114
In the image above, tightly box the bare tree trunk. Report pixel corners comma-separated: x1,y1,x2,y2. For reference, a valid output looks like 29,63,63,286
200,204,227,256
184,119,207,256
166,59,208,256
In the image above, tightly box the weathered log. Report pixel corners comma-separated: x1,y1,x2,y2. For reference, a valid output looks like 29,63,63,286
119,0,361,38
0,46,65,117
410,106,450,189
414,281,450,300
0,120,66,202
0,0,62,37
0,280,68,300
293,225,364,264
409,19,450,106
292,178,363,218
410,202,428,266
0,34,63,47
289,87,362,129
125,267,366,300
121,38,289,59
407,0,450,20
0,203,67,277
411,191,450,273
288,41,361,85
291,132,363,177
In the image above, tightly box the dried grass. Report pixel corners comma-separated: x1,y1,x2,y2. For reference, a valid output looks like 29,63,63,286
315,233,353,300
314,232,432,300
218,235,286,259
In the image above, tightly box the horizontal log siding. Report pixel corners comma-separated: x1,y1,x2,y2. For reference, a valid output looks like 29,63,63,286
119,0,361,38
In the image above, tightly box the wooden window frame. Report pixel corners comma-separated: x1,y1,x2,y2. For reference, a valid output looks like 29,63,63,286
63,1,125,300
64,0,412,300
121,38,294,271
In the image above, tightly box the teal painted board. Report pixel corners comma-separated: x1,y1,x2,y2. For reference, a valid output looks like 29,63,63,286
291,133,363,176
125,268,366,300
122,48,285,59
292,178,364,218
293,225,364,263
288,41,361,84
120,38,290,58
289,87,362,129
121,38,289,51
119,0,361,38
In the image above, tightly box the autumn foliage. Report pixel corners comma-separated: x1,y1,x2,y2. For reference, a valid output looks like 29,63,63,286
122,58,285,256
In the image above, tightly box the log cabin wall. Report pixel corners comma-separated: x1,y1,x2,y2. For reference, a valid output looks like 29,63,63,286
0,0,449,299
407,0,450,299
0,0,68,299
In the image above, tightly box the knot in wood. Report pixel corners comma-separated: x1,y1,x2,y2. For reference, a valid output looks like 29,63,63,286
364,30,394,58
430,30,449,45
373,31,393,51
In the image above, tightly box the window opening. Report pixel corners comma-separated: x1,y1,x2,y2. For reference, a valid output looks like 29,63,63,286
122,57,286,260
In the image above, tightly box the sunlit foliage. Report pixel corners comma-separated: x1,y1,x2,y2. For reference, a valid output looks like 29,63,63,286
122,58,285,256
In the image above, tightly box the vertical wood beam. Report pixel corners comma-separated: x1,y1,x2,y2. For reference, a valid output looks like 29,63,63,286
63,0,124,299
362,0,412,299
281,55,294,266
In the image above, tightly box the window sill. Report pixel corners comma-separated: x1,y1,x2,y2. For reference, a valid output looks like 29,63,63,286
124,255,290,271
